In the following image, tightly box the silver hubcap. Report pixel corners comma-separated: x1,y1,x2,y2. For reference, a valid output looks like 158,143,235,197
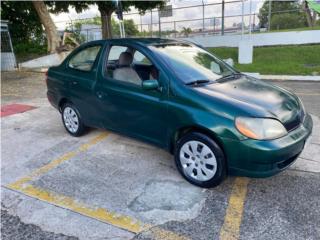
63,107,79,133
179,140,217,181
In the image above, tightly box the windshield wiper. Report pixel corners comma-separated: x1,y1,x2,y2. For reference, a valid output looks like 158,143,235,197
216,72,242,82
185,79,212,86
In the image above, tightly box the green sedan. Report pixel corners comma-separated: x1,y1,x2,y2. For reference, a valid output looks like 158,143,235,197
46,38,313,188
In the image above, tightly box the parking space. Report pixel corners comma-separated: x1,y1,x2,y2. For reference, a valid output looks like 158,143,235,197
1,72,320,240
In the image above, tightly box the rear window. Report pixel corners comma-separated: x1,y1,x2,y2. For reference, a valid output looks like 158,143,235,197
69,45,101,71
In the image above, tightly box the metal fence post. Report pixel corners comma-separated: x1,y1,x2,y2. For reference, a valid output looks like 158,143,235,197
213,17,216,35
151,9,153,37
268,0,272,31
202,0,205,32
140,15,142,33
249,0,252,35
158,9,161,37
221,0,225,35
241,0,244,36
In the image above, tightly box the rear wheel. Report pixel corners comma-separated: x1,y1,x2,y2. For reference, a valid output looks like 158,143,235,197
61,103,86,137
175,132,226,188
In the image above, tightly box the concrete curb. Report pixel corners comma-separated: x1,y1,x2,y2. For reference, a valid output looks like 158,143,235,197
260,75,320,81
243,72,320,81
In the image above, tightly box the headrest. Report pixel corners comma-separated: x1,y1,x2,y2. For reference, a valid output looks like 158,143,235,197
118,52,133,66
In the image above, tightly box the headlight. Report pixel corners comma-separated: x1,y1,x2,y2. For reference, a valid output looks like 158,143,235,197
235,117,287,140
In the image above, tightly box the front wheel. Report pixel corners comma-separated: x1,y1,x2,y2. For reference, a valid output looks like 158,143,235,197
175,132,226,188
61,103,86,137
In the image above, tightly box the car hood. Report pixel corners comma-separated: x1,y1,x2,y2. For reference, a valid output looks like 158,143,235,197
195,75,303,131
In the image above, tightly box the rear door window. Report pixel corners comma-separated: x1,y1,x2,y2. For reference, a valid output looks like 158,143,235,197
69,45,101,71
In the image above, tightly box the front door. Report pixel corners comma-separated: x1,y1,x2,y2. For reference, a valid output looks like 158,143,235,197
95,45,168,147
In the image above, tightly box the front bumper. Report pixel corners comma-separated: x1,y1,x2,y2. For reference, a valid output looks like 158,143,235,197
222,113,313,178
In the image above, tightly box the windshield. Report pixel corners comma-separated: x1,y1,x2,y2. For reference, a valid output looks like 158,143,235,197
149,43,236,84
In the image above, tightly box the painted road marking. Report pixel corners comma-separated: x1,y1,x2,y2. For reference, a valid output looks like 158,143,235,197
7,132,109,189
7,183,144,233
1,104,37,117
219,177,249,240
6,131,189,239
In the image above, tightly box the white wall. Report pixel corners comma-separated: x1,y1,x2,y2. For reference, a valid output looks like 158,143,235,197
183,30,320,48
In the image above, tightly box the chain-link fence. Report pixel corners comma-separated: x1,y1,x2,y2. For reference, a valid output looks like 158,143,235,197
53,0,312,43
1,20,17,71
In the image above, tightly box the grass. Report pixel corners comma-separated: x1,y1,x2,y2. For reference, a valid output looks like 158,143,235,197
208,44,320,75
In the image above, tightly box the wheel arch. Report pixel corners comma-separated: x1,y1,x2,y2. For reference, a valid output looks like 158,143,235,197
170,125,228,169
58,98,72,112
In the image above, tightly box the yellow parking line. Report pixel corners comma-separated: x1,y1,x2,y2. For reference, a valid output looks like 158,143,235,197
219,177,249,240
7,183,190,238
8,183,144,233
6,130,189,238
7,132,109,189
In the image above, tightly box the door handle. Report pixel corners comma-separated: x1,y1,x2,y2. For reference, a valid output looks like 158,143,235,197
96,91,107,99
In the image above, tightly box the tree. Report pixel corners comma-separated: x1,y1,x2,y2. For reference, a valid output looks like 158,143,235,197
95,1,165,39
112,18,139,37
32,1,61,53
270,13,306,30
304,0,319,27
258,1,307,29
181,27,192,37
0,1,44,44
49,1,165,39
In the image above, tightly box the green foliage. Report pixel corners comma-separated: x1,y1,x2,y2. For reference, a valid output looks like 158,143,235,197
112,19,139,37
13,42,47,62
258,1,307,29
67,17,139,38
181,27,192,37
208,45,320,75
270,13,307,30
0,1,44,44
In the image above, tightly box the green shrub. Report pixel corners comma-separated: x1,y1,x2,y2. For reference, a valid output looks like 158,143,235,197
13,42,47,62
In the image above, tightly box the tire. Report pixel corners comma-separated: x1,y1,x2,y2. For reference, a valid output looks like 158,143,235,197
61,103,86,137
174,132,226,188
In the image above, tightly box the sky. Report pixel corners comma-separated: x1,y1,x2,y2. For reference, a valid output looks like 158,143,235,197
51,0,266,31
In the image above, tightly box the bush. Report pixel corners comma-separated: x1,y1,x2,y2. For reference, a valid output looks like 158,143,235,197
13,42,47,63
270,13,307,30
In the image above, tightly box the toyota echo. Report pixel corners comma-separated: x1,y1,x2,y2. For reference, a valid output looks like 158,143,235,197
46,38,313,188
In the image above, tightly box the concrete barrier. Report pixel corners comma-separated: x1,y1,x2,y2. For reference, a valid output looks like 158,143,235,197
183,30,320,48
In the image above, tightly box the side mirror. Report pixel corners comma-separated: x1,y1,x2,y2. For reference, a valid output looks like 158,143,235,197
142,79,159,90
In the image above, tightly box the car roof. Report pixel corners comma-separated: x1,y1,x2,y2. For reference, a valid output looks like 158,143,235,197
84,38,192,47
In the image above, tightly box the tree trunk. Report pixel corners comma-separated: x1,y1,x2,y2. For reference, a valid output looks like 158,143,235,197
304,1,314,27
32,1,60,53
99,8,113,39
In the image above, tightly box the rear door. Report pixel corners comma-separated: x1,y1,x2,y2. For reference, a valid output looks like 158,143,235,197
65,44,103,127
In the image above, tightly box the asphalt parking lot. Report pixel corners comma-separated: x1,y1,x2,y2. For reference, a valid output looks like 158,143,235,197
1,71,320,240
